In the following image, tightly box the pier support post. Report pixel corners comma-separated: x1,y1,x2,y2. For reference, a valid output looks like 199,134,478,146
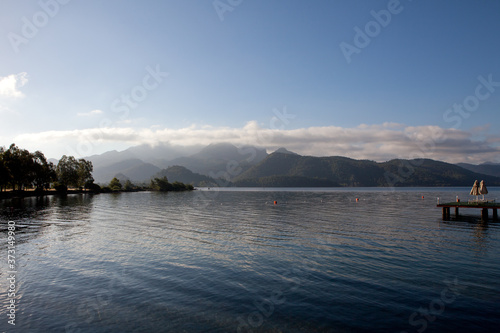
438,203,500,221
442,207,451,220
481,208,488,221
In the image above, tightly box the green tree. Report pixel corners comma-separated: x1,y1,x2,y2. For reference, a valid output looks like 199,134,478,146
109,177,122,191
2,144,34,190
77,158,94,190
124,180,134,191
0,145,94,193
56,155,80,189
32,150,56,191
172,181,190,191
150,176,172,191
149,177,193,191
0,146,11,191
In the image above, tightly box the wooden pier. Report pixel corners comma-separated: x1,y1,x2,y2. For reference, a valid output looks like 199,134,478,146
437,201,499,221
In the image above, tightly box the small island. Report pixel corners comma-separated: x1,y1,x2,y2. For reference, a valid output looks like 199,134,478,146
99,176,194,193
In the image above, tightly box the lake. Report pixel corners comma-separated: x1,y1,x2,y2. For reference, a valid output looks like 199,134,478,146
1,188,499,332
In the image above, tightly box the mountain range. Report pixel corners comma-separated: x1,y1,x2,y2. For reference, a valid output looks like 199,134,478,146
78,143,500,187
234,153,500,187
456,163,500,178
86,143,267,184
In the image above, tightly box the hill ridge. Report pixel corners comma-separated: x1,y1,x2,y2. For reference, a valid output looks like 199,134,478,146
233,152,500,187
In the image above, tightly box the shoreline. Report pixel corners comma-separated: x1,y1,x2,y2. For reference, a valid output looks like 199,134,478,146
0,187,197,200
2,186,498,200
0,189,147,200
0,190,99,200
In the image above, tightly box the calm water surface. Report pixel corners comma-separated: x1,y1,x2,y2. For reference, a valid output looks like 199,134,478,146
1,188,499,332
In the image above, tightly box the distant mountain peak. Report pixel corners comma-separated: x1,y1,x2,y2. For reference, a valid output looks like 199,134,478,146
274,147,299,155
205,142,236,148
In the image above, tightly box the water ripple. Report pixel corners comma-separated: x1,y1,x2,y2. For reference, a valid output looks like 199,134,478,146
1,189,499,332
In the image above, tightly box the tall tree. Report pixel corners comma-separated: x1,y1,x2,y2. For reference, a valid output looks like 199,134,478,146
109,177,122,191
56,155,80,189
123,180,134,191
32,150,56,191
77,158,94,190
0,146,10,191
2,144,34,190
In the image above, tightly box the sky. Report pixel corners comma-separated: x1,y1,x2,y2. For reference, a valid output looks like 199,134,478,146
1,0,499,163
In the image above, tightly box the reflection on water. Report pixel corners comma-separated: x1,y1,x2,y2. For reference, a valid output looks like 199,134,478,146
0,194,95,246
441,216,495,256
0,189,499,332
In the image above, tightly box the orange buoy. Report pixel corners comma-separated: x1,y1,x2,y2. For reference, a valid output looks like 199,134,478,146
356,198,359,202
422,196,424,199
274,201,277,205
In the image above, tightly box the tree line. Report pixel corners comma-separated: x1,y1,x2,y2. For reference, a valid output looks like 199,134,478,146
150,176,194,191
1,144,195,194
0,144,94,192
101,176,194,192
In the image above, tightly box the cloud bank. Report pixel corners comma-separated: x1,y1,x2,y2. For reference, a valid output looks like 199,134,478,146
11,122,500,163
77,109,104,117
0,72,28,98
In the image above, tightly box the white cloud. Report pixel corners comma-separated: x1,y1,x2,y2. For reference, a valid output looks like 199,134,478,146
0,72,28,98
11,122,500,163
0,104,19,115
77,109,103,117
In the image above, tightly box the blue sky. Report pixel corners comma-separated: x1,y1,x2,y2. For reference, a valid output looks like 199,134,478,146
1,0,499,163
